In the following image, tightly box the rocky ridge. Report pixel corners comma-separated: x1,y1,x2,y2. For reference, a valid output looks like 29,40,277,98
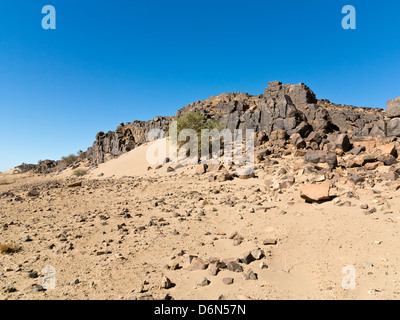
85,81,397,166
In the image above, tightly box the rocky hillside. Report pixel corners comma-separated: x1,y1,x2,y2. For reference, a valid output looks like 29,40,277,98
85,81,398,166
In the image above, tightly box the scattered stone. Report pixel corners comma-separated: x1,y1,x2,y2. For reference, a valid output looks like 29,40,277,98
348,175,365,185
278,176,296,189
378,154,397,166
334,133,351,152
304,151,337,169
228,232,239,239
263,239,277,245
197,277,210,287
27,190,40,197
196,164,208,175
216,173,234,182
362,155,378,165
67,181,82,188
3,286,17,293
160,276,172,289
277,168,287,175
382,172,398,181
291,133,306,149
21,235,32,242
225,260,244,273
138,294,154,300
381,143,397,157
188,258,208,271
387,118,400,137
251,249,264,260
30,284,45,292
208,164,224,172
181,254,197,265
233,237,243,246
27,271,39,279
208,266,219,276
365,162,379,170
350,146,366,156
239,252,256,265
242,269,258,280
365,207,377,215
222,278,234,285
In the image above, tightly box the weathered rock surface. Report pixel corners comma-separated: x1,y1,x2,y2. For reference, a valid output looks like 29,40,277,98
386,97,400,118
86,118,171,164
83,81,391,166
304,151,338,169
387,118,400,137
15,160,59,174
300,181,331,202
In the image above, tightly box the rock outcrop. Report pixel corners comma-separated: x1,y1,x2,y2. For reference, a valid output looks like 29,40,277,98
15,160,59,174
86,117,171,164
84,81,397,165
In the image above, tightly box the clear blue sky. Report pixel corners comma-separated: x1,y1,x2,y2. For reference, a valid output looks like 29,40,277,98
0,0,399,171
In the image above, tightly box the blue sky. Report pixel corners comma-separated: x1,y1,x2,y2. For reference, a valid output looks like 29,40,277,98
0,0,399,171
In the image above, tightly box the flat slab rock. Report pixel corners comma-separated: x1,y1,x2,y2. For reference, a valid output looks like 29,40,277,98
67,181,83,188
300,181,331,202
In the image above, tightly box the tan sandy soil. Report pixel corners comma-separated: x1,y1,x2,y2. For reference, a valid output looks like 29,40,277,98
1,141,400,300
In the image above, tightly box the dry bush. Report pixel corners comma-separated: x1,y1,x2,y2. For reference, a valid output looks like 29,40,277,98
61,154,78,167
0,242,21,254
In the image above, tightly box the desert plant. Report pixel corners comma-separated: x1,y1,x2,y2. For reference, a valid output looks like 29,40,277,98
0,242,21,255
73,169,87,177
61,154,78,167
168,112,225,156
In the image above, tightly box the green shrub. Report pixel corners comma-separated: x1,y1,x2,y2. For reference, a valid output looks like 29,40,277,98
168,112,225,155
175,112,223,136
73,169,87,177
61,154,78,166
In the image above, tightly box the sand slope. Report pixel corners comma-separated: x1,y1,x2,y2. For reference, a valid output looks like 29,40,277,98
2,141,400,300
89,138,174,179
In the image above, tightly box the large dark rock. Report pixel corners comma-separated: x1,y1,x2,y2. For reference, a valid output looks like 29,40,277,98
15,160,58,174
86,117,171,164
387,97,400,118
264,81,317,106
15,163,37,173
290,133,306,149
304,150,338,169
387,118,400,137
334,133,351,152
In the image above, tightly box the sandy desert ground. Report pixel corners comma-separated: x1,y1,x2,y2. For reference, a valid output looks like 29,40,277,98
1,139,400,300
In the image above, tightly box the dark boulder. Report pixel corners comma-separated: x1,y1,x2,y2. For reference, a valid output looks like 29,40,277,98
304,150,338,169
386,97,400,118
